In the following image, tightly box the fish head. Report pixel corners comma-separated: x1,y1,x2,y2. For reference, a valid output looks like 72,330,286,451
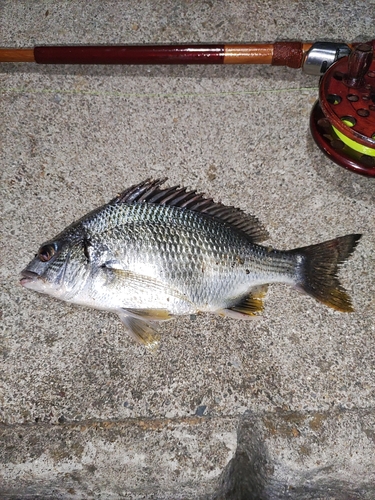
20,236,89,301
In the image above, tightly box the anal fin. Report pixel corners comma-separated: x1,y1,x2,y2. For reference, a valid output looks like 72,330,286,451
219,285,268,320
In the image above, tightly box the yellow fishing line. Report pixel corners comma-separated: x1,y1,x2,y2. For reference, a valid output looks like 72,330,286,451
332,125,375,157
0,86,319,100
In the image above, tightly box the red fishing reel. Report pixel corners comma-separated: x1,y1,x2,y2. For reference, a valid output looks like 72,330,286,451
310,40,375,177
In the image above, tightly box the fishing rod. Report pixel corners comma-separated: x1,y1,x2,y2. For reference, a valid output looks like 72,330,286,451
2,40,374,177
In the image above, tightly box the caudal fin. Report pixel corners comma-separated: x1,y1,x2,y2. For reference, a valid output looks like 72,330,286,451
292,234,361,312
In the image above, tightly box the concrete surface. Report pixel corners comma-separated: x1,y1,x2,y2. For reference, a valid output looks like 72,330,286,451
1,1,374,498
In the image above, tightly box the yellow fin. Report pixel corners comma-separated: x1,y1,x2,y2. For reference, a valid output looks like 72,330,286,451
220,285,268,319
124,307,173,321
118,313,160,351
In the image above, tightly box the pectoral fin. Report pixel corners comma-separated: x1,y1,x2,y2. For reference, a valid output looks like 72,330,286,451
219,286,268,319
118,313,160,351
103,267,190,305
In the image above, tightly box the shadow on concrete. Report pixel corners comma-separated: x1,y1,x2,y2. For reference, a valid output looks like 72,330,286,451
213,410,375,500
213,412,272,500
305,131,375,205
0,59,311,85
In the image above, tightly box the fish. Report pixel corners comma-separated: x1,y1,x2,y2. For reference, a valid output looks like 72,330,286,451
20,178,361,349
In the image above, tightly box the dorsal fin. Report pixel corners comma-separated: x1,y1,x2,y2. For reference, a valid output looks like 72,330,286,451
112,178,268,243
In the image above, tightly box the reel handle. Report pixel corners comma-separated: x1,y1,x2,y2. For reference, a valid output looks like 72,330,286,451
343,43,373,88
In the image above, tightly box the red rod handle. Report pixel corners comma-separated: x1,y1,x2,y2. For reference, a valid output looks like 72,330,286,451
1,42,311,67
34,45,225,65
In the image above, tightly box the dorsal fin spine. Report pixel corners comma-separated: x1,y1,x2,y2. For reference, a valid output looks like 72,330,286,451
112,178,268,243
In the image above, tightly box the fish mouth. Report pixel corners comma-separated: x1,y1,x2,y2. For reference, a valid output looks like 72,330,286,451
20,270,40,286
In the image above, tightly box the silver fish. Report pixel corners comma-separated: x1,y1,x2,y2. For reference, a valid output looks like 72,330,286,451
20,179,361,348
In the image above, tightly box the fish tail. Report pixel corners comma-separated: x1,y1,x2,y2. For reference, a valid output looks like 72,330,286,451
291,234,362,312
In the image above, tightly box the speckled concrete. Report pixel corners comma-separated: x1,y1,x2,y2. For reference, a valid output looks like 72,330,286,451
1,1,374,498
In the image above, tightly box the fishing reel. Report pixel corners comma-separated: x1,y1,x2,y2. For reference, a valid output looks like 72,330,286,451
309,40,375,177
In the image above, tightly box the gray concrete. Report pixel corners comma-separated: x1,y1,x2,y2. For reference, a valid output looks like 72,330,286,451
1,1,374,498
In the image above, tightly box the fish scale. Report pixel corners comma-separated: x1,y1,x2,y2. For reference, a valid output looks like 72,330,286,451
20,179,361,348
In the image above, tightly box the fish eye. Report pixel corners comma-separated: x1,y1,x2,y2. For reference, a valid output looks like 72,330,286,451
38,243,57,262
